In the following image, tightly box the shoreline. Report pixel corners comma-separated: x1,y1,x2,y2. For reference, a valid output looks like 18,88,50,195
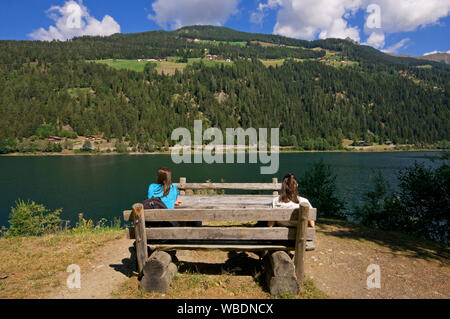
0,148,445,157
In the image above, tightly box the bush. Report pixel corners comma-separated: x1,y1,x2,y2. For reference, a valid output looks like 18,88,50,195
35,125,56,139
81,140,92,152
114,141,129,153
5,199,62,237
0,138,17,154
352,161,449,243
298,161,345,218
435,140,450,150
351,172,401,229
59,130,78,139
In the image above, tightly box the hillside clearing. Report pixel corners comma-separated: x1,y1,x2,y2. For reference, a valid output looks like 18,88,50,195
91,58,233,75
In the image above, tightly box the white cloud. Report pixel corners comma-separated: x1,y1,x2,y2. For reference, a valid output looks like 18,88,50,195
424,50,450,56
373,0,450,33
382,38,410,54
252,0,450,52
252,0,363,41
250,0,281,25
29,0,120,41
148,0,240,30
365,30,385,49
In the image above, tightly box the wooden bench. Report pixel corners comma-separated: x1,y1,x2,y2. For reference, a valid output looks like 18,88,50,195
123,178,316,295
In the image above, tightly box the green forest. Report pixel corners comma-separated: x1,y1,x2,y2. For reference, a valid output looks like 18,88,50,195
0,25,449,153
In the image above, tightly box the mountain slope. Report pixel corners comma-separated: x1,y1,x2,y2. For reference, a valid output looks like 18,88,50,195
0,26,448,151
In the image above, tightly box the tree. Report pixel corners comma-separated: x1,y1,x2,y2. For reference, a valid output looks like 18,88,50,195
298,161,345,218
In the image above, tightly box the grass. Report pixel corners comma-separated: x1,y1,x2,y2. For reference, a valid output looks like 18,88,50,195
260,59,285,68
67,88,95,96
198,40,247,47
416,64,433,69
111,266,327,299
0,228,123,298
91,58,233,75
92,59,149,72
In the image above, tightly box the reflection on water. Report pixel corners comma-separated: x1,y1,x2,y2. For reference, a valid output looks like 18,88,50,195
0,152,441,227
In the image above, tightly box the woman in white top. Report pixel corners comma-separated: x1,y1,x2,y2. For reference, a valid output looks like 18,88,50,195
271,173,315,250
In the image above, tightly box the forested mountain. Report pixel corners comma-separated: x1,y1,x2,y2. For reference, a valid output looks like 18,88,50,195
0,25,449,151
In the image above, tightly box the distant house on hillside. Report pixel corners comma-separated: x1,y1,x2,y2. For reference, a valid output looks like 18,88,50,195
144,57,167,62
85,135,103,142
206,54,218,61
46,136,62,142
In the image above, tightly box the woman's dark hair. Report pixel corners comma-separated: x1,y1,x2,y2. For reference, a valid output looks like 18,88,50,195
157,167,172,197
279,173,299,203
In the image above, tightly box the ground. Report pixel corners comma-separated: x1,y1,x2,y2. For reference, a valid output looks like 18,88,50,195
306,220,449,298
2,219,445,299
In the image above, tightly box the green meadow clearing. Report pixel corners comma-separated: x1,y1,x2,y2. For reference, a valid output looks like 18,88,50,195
197,39,247,47
91,57,233,75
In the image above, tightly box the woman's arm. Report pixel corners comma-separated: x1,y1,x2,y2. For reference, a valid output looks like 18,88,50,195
174,185,182,206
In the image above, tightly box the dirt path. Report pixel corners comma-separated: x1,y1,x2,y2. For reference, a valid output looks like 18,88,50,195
305,221,450,298
48,237,135,299
48,221,449,299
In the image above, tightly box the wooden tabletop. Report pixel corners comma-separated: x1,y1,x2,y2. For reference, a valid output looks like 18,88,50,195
178,195,275,209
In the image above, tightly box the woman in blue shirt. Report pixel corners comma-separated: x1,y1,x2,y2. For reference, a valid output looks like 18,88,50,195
148,167,182,209
148,167,201,227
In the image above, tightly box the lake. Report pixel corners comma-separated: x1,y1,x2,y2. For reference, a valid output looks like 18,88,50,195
0,152,442,227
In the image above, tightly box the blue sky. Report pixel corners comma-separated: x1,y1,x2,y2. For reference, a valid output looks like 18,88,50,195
1,0,449,56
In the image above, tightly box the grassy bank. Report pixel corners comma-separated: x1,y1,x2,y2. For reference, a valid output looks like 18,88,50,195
0,229,123,298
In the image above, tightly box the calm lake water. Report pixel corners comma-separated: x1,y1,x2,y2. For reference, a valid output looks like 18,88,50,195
0,152,442,227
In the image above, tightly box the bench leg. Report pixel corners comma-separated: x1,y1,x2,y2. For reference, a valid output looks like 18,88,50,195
294,204,309,287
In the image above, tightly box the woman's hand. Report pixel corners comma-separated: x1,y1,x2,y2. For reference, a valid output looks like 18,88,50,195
175,199,183,207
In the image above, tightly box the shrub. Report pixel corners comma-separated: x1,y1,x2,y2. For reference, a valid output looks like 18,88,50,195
81,140,92,152
298,161,345,218
59,130,78,139
352,161,449,243
351,172,401,229
114,141,129,153
35,125,56,139
5,199,62,237
0,138,17,154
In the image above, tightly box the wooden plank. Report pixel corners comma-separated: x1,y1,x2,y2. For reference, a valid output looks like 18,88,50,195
126,226,315,241
181,195,274,208
132,203,148,276
126,208,297,222
294,203,309,287
123,206,316,222
175,182,282,191
146,227,294,240
148,244,294,251
179,177,186,195
272,178,279,196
